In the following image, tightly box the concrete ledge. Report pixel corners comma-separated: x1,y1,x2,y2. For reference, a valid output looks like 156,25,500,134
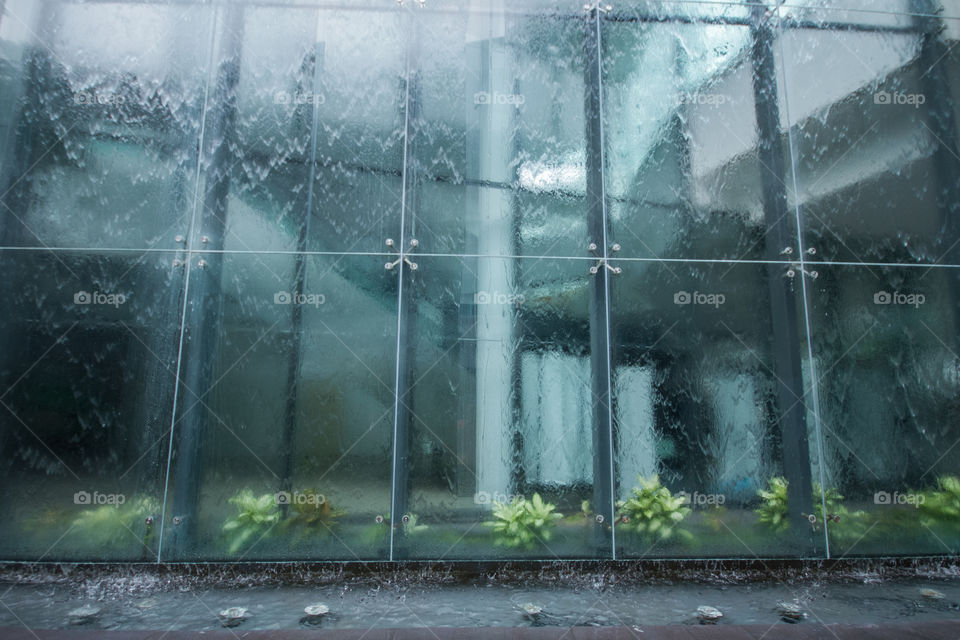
1,623,959,640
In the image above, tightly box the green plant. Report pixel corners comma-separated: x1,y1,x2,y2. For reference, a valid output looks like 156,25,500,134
755,478,870,544
484,493,563,550
280,489,345,544
221,489,280,554
756,477,790,532
70,495,160,549
616,475,692,543
918,475,960,529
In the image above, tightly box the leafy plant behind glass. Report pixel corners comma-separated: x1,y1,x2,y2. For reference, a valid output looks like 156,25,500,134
616,475,693,543
755,477,871,544
221,489,281,554
69,496,160,550
279,489,345,545
755,476,790,532
918,475,960,530
484,493,563,550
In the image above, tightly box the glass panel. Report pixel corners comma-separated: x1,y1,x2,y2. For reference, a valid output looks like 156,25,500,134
610,261,823,557
210,5,407,254
808,264,960,555
781,9,960,265
161,253,396,560
406,5,588,259
0,250,183,560
0,2,213,250
601,14,794,261
396,255,602,559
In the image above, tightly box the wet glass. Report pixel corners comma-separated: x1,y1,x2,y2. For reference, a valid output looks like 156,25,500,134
0,250,183,561
202,5,408,254
806,264,960,555
161,253,396,561
781,9,960,265
395,256,601,559
0,1,213,251
601,13,793,261
404,4,588,259
610,260,824,557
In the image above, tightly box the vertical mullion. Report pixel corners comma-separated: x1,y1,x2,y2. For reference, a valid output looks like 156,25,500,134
388,7,417,562
584,6,616,558
164,5,244,558
749,5,817,547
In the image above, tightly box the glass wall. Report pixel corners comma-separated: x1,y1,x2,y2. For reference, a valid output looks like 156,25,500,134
1,0,959,562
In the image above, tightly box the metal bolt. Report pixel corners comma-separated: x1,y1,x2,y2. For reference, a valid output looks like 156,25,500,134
197,260,208,269
173,259,183,268
613,266,622,274
595,514,604,523
408,261,418,271
174,235,184,243
385,262,395,270
781,247,793,255
145,517,154,525
588,242,598,252
173,516,182,526
807,514,817,524
386,238,395,247
409,238,419,248
375,515,384,524
810,271,819,279
201,235,210,244
785,269,795,278
401,515,410,524
611,243,620,252
589,266,599,275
